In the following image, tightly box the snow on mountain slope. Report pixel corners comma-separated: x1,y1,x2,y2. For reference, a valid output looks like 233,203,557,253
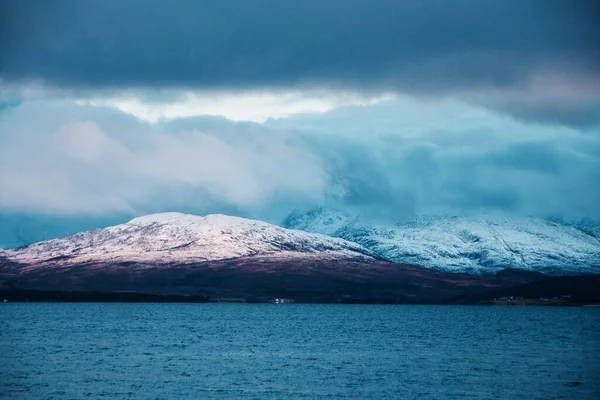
282,208,600,275
6,212,375,266
282,208,358,236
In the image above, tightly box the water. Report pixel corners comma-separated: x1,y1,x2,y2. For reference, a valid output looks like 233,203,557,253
1,304,599,399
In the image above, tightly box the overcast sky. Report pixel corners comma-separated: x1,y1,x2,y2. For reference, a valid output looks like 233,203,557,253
1,1,599,245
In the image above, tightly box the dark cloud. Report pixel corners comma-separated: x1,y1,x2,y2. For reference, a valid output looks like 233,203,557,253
1,0,598,90
2,1,599,126
485,98,600,129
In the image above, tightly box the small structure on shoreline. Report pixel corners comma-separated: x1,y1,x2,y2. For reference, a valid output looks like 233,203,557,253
270,298,294,304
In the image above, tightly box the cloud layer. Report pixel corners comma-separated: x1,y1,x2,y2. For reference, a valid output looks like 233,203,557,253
0,101,328,217
3,0,598,88
2,0,599,126
1,98,599,224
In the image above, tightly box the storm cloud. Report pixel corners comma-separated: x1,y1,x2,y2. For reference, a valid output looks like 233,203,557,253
1,0,599,126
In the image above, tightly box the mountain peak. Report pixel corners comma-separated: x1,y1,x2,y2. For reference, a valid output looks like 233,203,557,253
127,212,248,226
127,212,196,225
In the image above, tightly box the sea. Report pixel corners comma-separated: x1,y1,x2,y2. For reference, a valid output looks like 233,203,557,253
1,303,599,399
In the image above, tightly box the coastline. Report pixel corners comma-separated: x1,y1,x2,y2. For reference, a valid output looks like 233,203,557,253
2,288,599,307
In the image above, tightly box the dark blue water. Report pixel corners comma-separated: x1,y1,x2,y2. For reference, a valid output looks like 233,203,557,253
1,304,599,399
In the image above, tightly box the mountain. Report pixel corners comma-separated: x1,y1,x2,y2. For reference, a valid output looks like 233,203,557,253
282,208,600,275
4,212,376,265
0,212,548,302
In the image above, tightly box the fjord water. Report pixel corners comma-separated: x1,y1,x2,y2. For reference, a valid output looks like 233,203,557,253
1,304,599,400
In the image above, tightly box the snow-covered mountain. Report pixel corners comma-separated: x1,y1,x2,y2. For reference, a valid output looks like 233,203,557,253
5,212,375,266
5,209,599,278
3,211,593,301
282,208,600,275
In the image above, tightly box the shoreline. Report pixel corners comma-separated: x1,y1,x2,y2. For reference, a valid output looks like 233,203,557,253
2,288,598,307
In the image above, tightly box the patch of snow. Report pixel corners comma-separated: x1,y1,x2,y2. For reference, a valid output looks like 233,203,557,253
282,208,600,275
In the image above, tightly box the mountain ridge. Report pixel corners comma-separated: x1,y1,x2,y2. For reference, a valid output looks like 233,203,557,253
4,212,376,267
2,211,594,302
282,208,600,275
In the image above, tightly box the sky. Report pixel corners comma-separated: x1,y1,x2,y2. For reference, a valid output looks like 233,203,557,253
1,0,599,247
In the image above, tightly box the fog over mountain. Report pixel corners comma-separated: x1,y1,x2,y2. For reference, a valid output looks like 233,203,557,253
1,1,599,247
1,95,600,248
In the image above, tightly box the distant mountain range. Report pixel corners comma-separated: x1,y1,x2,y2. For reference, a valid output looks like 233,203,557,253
282,208,600,275
1,211,599,303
